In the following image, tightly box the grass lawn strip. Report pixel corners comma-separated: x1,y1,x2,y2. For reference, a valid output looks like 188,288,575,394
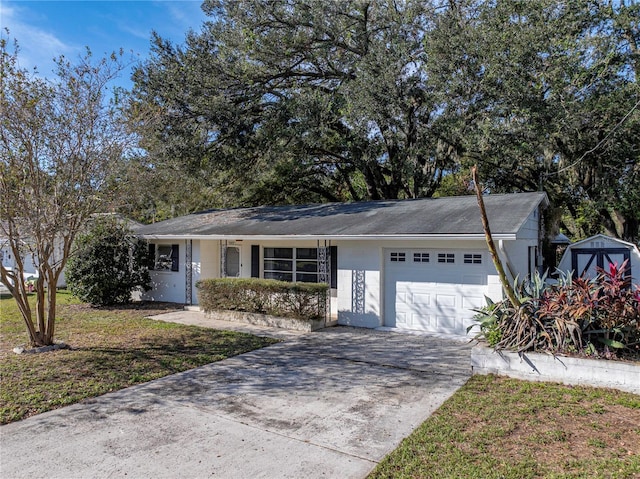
369,374,640,479
0,292,278,424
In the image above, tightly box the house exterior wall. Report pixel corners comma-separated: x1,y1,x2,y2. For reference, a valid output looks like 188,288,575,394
335,242,382,328
143,231,542,332
142,240,187,304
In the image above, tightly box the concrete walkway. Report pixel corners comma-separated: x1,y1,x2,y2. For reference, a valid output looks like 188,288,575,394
0,312,472,479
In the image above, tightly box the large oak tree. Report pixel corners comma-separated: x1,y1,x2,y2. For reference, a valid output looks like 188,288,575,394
129,0,639,241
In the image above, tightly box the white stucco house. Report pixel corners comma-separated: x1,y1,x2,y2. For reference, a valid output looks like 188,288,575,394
557,234,640,286
134,192,549,336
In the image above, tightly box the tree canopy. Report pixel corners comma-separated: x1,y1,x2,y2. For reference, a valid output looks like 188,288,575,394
128,0,639,241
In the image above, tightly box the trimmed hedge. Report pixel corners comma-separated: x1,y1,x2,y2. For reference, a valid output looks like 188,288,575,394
196,278,329,321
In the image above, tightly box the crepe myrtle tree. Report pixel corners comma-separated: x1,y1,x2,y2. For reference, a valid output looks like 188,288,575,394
0,36,132,347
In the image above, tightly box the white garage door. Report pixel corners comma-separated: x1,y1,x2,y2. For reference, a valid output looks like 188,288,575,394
384,249,489,335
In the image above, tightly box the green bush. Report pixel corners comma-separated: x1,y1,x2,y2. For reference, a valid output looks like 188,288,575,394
66,216,151,306
196,278,329,320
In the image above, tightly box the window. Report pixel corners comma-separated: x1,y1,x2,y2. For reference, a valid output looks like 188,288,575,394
464,253,482,264
438,253,455,263
390,252,406,262
264,247,319,283
413,252,429,263
149,244,179,271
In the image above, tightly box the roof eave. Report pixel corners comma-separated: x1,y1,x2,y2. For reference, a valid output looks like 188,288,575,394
139,233,518,241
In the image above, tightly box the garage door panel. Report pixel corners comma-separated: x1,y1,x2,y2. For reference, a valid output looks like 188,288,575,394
435,315,458,331
462,274,486,285
435,294,456,308
385,249,489,335
411,292,432,306
463,295,485,310
410,313,435,330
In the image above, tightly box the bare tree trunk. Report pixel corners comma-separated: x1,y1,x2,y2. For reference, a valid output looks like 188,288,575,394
471,165,522,309
45,271,59,344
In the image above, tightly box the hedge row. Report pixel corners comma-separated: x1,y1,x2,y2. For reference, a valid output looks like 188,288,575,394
196,278,329,320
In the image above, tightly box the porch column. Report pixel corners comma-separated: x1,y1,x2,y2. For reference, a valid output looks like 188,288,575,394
317,240,330,285
220,240,227,277
185,239,192,305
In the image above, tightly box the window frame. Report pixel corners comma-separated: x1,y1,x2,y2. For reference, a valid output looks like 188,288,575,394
463,253,483,265
263,247,321,283
149,243,179,272
390,252,406,262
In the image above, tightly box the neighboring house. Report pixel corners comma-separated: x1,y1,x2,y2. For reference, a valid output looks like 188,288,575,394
557,234,640,286
0,213,143,290
1,234,40,281
134,192,549,336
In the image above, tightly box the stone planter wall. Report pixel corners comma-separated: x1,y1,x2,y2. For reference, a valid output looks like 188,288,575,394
471,344,640,395
205,310,336,332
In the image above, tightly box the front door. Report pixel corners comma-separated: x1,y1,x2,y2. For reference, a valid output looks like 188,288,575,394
225,246,241,277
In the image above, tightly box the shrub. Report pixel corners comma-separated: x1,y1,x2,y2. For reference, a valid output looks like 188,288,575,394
196,278,329,320
473,263,640,359
66,216,151,306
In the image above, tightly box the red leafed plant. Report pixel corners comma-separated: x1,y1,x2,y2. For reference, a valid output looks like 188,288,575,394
538,259,639,357
474,261,640,359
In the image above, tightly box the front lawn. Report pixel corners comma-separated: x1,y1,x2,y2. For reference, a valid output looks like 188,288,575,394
0,291,278,424
369,374,640,479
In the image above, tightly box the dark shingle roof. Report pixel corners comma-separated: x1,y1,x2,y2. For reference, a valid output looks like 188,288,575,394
134,192,548,238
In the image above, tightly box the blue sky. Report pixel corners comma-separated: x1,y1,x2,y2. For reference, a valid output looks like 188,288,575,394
1,0,209,90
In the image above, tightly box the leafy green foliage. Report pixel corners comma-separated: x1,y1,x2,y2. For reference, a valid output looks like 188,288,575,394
196,278,329,320
127,1,463,208
126,0,639,245
66,217,151,306
473,264,640,358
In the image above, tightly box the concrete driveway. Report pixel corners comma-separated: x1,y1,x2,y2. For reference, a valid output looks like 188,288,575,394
0,321,472,479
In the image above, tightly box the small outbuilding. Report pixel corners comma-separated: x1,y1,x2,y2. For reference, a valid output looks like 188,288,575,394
556,234,640,286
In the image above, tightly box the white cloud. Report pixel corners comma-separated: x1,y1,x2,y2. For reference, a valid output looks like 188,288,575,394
0,2,80,76
156,0,208,37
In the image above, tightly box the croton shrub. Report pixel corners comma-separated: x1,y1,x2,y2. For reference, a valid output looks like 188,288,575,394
473,260,640,359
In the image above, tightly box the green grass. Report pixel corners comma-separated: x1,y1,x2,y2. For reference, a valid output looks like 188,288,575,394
0,291,278,424
369,375,640,479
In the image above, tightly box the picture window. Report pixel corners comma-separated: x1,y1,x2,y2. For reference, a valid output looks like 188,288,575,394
264,247,319,283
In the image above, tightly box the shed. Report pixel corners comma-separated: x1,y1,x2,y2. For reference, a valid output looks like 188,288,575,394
556,234,640,286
